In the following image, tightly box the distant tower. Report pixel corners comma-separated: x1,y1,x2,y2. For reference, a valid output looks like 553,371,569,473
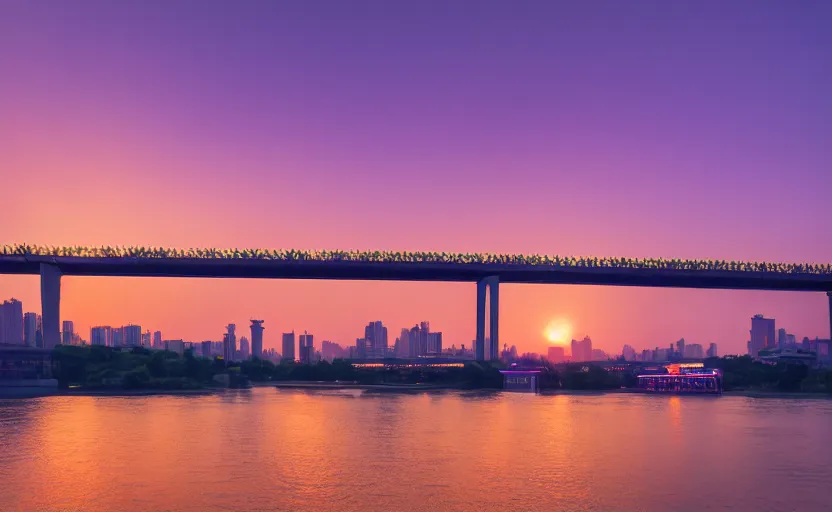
1,299,23,345
123,324,142,346
250,320,265,359
750,315,775,357
299,331,314,364
282,331,296,362
706,343,718,358
224,324,237,361
62,320,75,345
364,321,388,359
23,312,39,347
239,336,250,360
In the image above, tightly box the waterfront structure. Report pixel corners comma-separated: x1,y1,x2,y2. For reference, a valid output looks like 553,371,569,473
250,320,264,359
1,299,24,345
282,331,295,362
90,326,113,346
3,247,832,361
750,315,776,357
23,312,40,347
0,345,57,397
239,336,250,360
299,331,314,364
499,368,543,392
61,320,74,345
223,324,236,361
637,363,722,394
547,345,565,363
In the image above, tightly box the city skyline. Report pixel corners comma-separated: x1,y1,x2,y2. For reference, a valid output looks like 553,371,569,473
1,1,831,356
2,294,827,358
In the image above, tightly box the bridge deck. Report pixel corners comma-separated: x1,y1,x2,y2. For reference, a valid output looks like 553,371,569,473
1,255,830,292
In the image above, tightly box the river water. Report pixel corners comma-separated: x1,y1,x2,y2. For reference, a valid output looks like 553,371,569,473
1,388,830,512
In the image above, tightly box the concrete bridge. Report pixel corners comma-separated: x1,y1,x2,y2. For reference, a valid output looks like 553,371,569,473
1,250,831,360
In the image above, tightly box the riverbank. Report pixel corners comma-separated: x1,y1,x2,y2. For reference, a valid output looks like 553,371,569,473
59,388,220,397
724,390,832,399
273,381,464,392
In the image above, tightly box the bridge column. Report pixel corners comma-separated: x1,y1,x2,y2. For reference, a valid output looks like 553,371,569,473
828,292,832,341
40,263,61,349
475,276,499,361
489,277,499,361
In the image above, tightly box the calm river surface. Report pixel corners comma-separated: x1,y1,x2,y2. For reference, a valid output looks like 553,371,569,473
1,388,831,512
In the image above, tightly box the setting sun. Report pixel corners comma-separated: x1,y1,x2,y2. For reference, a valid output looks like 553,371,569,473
543,319,572,345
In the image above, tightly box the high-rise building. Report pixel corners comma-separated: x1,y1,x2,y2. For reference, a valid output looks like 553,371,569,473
112,327,124,347
395,328,410,358
355,337,369,359
250,320,264,359
282,331,296,362
223,324,236,361
777,328,788,350
23,312,40,347
166,339,185,355
239,336,250,360
62,320,75,345
547,346,565,363
201,340,213,358
153,330,163,349
750,315,775,357
299,331,314,364
786,334,796,348
364,321,388,359
36,314,43,348
321,340,345,362
571,336,592,362
706,343,718,358
1,299,24,345
427,332,443,355
591,349,607,361
123,324,142,346
675,338,685,358
90,326,113,346
408,325,421,357
141,330,151,347
621,344,636,361
685,343,704,359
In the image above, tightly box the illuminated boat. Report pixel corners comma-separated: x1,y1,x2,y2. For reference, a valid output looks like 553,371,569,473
637,363,723,394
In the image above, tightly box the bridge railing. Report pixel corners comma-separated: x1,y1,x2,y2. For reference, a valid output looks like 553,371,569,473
2,244,831,275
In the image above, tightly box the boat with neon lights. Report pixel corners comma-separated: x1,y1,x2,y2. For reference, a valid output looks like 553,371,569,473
637,363,723,394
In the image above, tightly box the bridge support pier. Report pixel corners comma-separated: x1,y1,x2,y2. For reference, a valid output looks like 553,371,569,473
828,292,832,341
476,276,499,361
40,263,61,349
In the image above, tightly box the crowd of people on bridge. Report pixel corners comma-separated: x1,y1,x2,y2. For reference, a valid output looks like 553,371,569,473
3,245,831,275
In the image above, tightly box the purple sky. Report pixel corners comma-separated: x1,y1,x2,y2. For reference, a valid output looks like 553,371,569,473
1,1,830,355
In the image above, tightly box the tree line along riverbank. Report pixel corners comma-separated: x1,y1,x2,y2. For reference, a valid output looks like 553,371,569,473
48,346,832,394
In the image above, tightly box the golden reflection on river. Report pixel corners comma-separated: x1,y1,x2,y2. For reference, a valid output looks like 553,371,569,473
1,389,831,512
